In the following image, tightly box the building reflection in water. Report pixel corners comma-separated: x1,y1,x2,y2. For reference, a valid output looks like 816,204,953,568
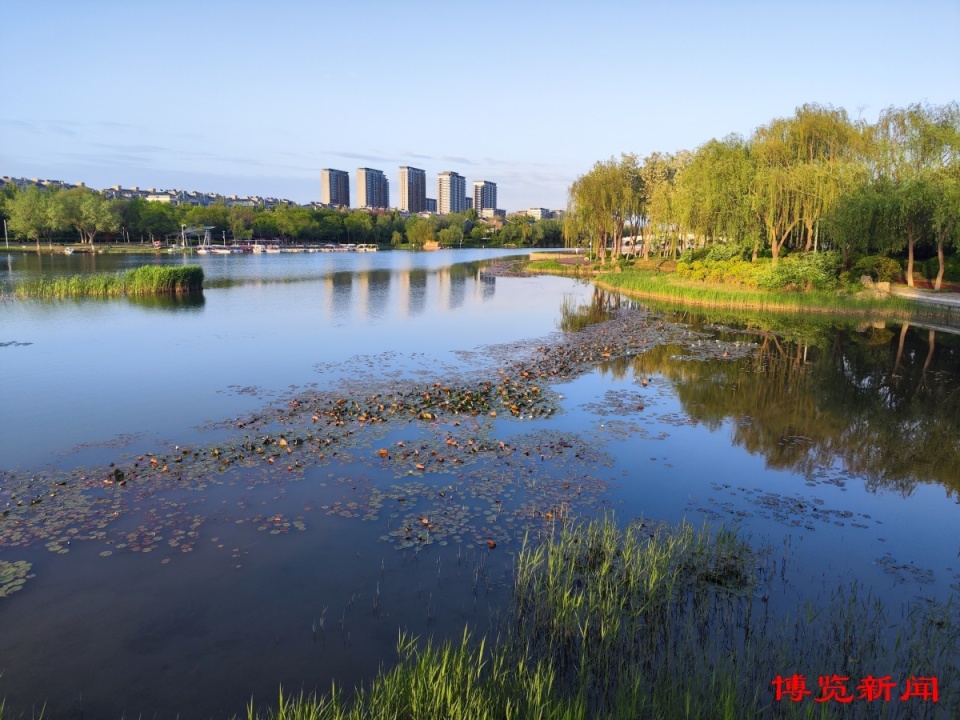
315,262,496,323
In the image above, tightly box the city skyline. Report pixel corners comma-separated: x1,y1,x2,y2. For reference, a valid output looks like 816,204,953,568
2,1,957,210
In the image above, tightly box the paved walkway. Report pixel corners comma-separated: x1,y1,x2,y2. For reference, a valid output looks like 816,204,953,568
889,286,960,309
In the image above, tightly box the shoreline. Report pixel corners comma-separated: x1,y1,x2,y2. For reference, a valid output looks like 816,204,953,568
522,258,960,324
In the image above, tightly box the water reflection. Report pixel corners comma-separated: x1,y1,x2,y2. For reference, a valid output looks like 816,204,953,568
579,294,960,495
126,291,205,311
3,258,958,719
406,268,428,318
558,287,621,332
365,269,391,320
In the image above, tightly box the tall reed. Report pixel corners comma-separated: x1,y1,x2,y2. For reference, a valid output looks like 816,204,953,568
13,265,204,298
243,517,959,719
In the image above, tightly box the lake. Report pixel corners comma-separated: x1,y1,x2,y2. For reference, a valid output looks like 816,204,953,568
1,249,959,719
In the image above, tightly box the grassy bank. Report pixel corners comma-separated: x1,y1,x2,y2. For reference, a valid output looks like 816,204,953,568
584,267,942,319
597,269,911,313
245,518,959,720
13,265,204,298
527,257,590,276
2,244,171,255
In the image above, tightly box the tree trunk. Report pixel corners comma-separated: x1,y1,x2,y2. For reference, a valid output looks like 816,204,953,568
934,236,945,291
893,322,908,380
905,229,915,287
918,330,935,391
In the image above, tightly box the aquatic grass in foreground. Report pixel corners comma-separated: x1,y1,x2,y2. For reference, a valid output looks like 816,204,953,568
13,265,204,298
248,518,960,719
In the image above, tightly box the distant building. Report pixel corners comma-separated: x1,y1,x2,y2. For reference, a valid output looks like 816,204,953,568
425,198,437,213
472,181,497,215
1,176,80,192
398,166,426,213
145,190,179,204
2,176,296,209
437,171,466,214
321,168,350,207
357,167,389,209
525,208,552,220
479,207,506,220
465,198,473,210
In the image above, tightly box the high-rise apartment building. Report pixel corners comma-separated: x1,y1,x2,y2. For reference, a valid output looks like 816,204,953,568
398,166,426,213
472,180,497,214
357,168,389,209
321,168,350,207
437,171,466,215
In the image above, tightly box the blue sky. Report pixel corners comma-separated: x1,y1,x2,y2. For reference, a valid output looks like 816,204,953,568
2,0,957,211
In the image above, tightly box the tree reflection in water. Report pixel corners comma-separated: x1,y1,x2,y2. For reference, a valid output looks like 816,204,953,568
565,292,960,496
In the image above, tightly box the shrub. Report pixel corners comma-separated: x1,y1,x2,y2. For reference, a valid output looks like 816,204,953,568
757,252,841,292
851,255,902,283
922,256,960,283
946,257,960,282
706,241,751,262
678,247,710,264
675,257,764,287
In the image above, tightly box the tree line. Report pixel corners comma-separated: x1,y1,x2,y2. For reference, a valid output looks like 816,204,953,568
0,185,564,250
564,102,960,288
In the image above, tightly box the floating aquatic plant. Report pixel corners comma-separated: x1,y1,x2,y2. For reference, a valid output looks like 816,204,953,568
0,560,35,598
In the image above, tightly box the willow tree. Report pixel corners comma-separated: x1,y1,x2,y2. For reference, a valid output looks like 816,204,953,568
749,119,803,264
637,152,687,258
874,102,960,285
564,170,609,259
676,135,755,252
565,156,638,263
788,104,868,252
822,180,886,267
929,167,960,290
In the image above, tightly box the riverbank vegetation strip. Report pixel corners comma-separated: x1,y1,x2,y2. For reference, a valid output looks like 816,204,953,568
593,268,924,316
13,265,204,298
563,101,960,292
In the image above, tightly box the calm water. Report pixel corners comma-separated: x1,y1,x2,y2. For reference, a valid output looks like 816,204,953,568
1,250,959,719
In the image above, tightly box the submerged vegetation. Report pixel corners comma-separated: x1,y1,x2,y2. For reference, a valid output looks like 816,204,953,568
13,265,204,298
246,518,960,720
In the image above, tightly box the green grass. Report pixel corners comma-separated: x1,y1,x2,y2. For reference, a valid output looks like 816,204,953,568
594,269,928,317
13,265,204,298
527,259,587,275
246,518,960,720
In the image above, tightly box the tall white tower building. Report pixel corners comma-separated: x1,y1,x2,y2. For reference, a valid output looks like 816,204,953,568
321,168,350,207
472,180,497,214
357,168,389,209
437,171,466,214
398,166,426,213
